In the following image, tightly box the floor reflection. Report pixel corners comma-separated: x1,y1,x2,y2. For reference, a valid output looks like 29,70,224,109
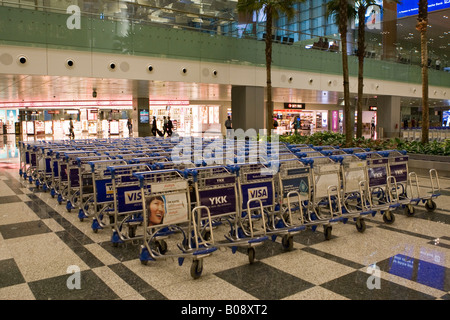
0,134,19,160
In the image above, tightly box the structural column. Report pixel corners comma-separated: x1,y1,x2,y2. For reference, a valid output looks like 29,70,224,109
231,86,265,132
133,97,150,137
382,0,398,61
377,95,401,138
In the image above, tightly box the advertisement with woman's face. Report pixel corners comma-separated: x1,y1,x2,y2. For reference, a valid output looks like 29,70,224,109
145,193,188,226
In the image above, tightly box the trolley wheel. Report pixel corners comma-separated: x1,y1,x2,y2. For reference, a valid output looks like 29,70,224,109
140,259,148,266
382,211,395,224
324,225,332,240
425,200,437,212
203,230,211,241
355,218,366,233
156,240,168,254
128,225,136,239
79,217,84,222
404,205,415,217
190,259,203,279
281,235,294,250
248,247,256,264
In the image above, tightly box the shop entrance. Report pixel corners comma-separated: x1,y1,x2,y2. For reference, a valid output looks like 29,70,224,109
274,109,329,135
149,102,221,137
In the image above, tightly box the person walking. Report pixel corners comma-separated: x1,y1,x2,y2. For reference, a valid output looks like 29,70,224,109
69,117,75,140
167,116,173,137
127,118,133,137
163,116,168,136
224,116,232,138
151,116,157,136
371,117,376,138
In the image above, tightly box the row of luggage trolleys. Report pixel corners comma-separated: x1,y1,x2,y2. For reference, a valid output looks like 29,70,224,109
17,139,441,279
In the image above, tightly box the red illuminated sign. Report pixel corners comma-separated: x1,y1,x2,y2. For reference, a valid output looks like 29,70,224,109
284,103,305,109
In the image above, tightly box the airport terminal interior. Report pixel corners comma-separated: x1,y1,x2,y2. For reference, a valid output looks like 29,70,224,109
0,0,449,301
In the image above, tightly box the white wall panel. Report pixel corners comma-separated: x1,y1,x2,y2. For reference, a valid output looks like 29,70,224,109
47,49,93,78
0,45,48,75
0,45,447,101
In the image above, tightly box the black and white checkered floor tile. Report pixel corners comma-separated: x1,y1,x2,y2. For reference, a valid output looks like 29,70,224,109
0,159,449,301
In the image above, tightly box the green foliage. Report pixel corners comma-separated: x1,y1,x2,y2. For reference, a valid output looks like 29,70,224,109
279,132,450,155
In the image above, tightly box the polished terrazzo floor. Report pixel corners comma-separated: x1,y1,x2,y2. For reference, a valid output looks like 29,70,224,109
0,137,449,302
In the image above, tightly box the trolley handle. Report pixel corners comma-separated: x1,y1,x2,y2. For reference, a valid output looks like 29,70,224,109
286,190,304,225
429,169,440,194
191,205,215,248
386,176,399,204
327,185,342,217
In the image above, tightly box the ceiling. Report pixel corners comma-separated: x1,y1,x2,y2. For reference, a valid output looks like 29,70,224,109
0,75,344,106
0,3,448,110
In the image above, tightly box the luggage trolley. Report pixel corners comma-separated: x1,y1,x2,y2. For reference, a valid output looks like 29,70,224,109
59,150,98,209
87,159,128,229
75,155,111,219
187,165,268,264
107,163,152,246
354,152,397,224
135,169,217,279
33,145,53,189
271,159,317,250
333,154,376,233
47,146,77,199
299,156,343,240
408,169,441,213
232,163,274,262
379,150,440,215
36,144,73,191
22,143,42,184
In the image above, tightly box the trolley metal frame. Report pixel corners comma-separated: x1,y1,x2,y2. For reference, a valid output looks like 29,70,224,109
135,169,217,279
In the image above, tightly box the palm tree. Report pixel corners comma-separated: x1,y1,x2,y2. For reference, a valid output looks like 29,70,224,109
326,0,353,144
236,0,299,135
354,1,379,138
416,0,429,144
354,1,398,138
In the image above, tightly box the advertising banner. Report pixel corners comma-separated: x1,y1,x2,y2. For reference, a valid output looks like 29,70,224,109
241,181,273,209
199,186,237,217
95,179,114,203
145,193,188,226
69,168,80,187
117,185,142,213
397,0,450,18
368,166,387,187
281,177,309,199
389,164,408,183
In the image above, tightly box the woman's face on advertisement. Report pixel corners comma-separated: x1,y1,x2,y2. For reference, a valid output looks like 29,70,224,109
149,198,164,225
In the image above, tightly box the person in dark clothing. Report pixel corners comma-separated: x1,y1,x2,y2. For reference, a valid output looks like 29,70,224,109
151,116,157,136
224,116,232,138
225,116,232,129
163,116,168,136
127,119,132,136
167,116,173,136
69,118,75,139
